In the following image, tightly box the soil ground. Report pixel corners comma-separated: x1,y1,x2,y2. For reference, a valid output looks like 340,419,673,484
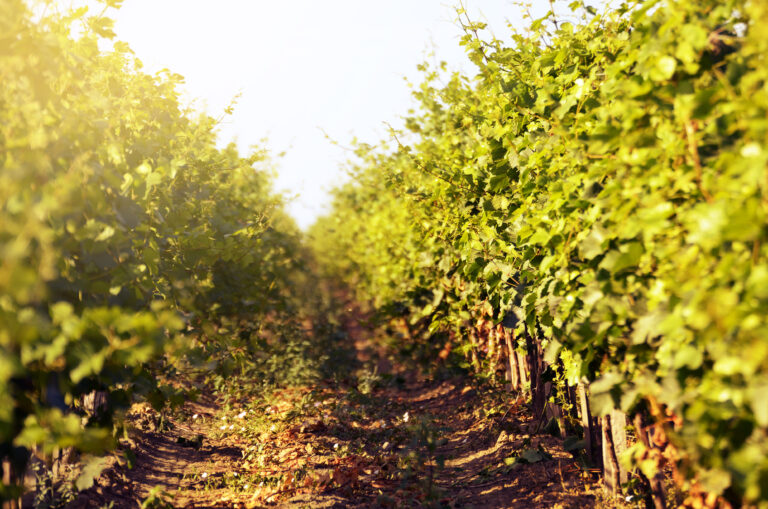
69,372,602,508
65,307,607,508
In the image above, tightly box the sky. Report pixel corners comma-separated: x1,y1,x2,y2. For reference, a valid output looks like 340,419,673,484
62,1,572,229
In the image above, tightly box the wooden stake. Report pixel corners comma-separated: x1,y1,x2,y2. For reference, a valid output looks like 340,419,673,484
516,349,529,390
611,409,629,486
525,330,545,421
602,414,621,494
578,382,599,465
547,401,568,439
504,328,520,391
1,459,21,509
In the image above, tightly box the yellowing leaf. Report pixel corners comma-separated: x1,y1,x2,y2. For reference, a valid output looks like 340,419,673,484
95,226,116,242
651,56,677,82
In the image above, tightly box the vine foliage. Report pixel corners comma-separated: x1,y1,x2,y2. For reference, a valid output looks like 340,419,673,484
1,0,306,501
312,0,768,505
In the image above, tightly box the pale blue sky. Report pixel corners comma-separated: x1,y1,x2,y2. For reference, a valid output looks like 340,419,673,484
63,1,577,228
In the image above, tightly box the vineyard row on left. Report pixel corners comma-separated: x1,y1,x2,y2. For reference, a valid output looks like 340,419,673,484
1,1,309,501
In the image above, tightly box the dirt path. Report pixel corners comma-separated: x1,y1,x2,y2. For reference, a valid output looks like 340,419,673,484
70,371,601,508
383,378,594,508
70,304,603,508
71,398,250,508
275,375,599,508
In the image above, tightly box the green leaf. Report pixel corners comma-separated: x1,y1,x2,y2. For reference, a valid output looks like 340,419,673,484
579,225,608,260
521,446,552,463
631,310,665,345
70,349,107,383
95,226,116,242
76,456,111,491
544,339,562,365
563,436,587,452
51,302,75,324
673,345,703,370
599,242,643,273
650,56,677,82
750,383,768,427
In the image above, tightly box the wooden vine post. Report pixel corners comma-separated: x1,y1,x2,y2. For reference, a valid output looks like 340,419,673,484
1,459,22,509
543,382,568,439
502,327,521,392
577,382,600,466
524,329,546,425
501,311,525,394
601,410,629,495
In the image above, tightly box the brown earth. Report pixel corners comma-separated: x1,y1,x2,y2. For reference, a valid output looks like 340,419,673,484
69,369,603,509
67,301,607,508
